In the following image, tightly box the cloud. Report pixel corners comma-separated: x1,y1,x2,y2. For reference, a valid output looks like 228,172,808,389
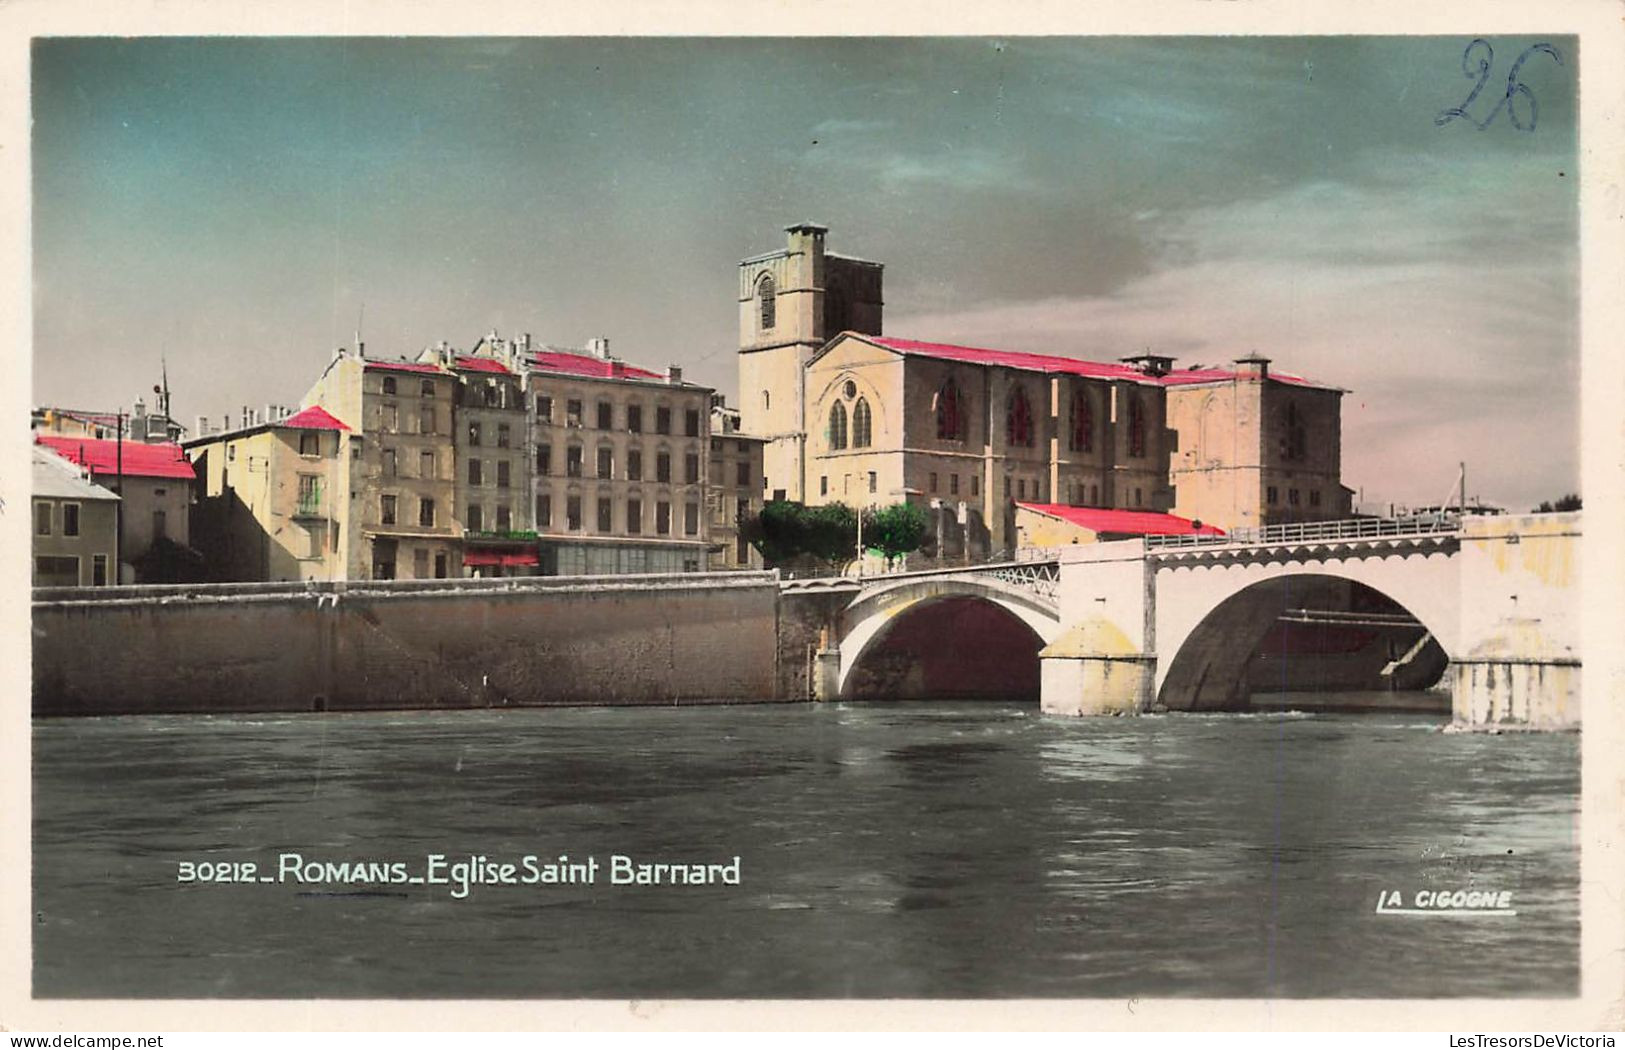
890,148,1577,511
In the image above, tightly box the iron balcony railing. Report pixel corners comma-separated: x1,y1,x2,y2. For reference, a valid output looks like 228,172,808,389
1144,514,1462,550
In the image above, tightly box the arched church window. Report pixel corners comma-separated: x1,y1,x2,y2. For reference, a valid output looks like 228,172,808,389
1128,392,1146,458
936,379,963,441
1006,386,1034,448
758,274,776,330
1070,388,1093,453
828,400,848,450
852,398,872,448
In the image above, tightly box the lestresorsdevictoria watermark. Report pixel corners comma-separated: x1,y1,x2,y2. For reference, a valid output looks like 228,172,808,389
1447,1038,1614,1048
1375,887,1517,917
176,853,741,898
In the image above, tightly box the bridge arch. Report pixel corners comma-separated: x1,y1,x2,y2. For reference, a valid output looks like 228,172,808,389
1154,561,1457,711
838,575,1063,700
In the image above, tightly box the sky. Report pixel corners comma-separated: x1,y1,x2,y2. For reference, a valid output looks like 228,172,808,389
30,36,1579,511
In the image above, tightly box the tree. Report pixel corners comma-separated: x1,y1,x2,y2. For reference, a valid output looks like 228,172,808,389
862,501,930,569
741,500,857,570
1534,494,1582,513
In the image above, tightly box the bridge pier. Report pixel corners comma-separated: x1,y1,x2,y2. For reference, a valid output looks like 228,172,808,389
1039,621,1155,715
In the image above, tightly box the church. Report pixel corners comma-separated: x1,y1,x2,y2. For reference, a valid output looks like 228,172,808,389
735,223,1353,560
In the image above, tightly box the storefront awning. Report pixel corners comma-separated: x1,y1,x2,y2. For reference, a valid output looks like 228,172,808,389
463,549,540,567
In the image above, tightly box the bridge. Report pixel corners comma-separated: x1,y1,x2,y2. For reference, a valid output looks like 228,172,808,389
783,511,1581,728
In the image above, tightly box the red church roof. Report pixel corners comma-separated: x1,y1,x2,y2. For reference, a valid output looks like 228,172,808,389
1017,503,1224,537
862,336,1330,390
528,351,664,380
279,405,351,431
36,435,197,480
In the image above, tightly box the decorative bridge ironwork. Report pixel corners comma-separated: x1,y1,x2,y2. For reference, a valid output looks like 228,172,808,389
1144,514,1463,550
778,559,1061,606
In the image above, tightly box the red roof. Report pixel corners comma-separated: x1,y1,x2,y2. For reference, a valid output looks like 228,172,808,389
528,351,664,381
279,405,351,431
454,355,514,375
36,435,197,480
863,336,1327,389
364,360,445,374
1017,503,1224,537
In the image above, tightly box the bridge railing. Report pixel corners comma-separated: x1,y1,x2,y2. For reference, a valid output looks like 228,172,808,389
1144,514,1462,550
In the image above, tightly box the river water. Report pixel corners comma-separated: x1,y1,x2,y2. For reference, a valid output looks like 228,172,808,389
32,698,1578,999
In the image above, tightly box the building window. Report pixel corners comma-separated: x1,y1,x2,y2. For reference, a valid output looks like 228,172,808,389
930,472,938,494
419,406,435,435
412,548,429,578
1128,393,1146,458
936,379,964,441
1017,478,1025,499
566,495,582,531
1134,487,1142,507
297,474,322,516
228,444,236,462
597,446,614,479
1267,486,1279,505
1090,483,1099,505
1310,489,1322,507
597,401,613,430
468,458,483,486
1289,488,1301,506
381,494,397,525
566,399,583,427
972,475,980,497
34,501,51,536
92,554,107,587
482,382,498,407
627,404,642,433
656,501,671,535
685,408,700,437
419,498,436,528
382,377,397,395
684,453,700,484
628,449,643,481
657,452,671,483
1070,389,1093,453
421,379,435,398
597,497,612,532
736,460,750,487
820,476,828,497
536,492,551,528
950,474,959,496
627,497,642,535
758,273,776,329
828,401,848,450
762,391,770,412
684,502,700,535
737,496,749,523
152,509,167,539
656,406,672,435
1286,403,1308,461
420,450,434,479
1006,386,1034,448
736,534,749,564
496,460,511,489
467,504,484,532
468,420,481,446
300,432,321,456
537,444,551,475
383,403,398,431
868,471,877,494
497,423,511,449
566,446,583,478
1003,476,1011,499
852,398,872,448
536,395,553,422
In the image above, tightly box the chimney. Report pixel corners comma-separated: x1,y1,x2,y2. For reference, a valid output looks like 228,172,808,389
667,365,683,385
196,415,209,437
133,398,146,420
521,332,532,352
610,361,626,379
587,337,611,359
1234,352,1271,380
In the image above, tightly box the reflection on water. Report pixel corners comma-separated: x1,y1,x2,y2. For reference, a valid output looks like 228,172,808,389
33,700,1577,998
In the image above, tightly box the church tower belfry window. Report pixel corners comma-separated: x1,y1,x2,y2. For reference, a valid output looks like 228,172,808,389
758,274,776,330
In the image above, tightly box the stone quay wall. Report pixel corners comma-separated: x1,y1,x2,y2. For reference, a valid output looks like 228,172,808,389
32,574,783,716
